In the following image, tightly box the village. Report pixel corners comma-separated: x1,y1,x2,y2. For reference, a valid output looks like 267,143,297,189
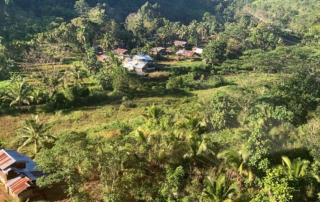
97,40,204,76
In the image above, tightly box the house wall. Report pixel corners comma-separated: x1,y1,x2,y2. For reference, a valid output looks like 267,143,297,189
0,171,7,184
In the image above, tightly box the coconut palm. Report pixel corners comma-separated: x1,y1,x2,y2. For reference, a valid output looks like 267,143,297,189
100,33,115,51
202,173,240,202
17,115,55,154
106,52,122,68
281,156,310,178
2,77,33,108
76,27,87,45
217,149,253,181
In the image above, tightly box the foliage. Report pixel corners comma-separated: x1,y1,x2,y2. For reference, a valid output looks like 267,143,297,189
1,75,33,108
17,115,54,155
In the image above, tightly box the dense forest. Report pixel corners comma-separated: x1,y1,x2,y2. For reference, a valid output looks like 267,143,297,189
1,0,320,201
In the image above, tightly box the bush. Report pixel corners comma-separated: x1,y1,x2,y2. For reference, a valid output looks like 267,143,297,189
166,73,195,90
203,75,227,88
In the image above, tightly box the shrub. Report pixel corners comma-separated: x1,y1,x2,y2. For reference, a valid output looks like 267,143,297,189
166,73,195,90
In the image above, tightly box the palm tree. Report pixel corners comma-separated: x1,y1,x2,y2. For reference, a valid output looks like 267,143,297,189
76,27,87,45
100,33,115,51
106,52,122,68
281,156,310,178
217,149,253,181
202,173,240,202
2,77,33,108
17,115,55,154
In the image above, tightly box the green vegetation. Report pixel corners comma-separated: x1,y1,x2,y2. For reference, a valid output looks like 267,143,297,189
1,0,320,201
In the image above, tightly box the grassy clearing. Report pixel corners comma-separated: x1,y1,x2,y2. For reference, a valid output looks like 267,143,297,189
0,72,279,146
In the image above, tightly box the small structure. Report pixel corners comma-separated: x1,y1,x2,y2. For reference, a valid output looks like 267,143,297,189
97,54,108,62
174,40,188,47
151,47,166,55
0,149,44,201
182,50,195,57
166,47,173,53
114,48,129,56
175,50,184,56
124,61,148,75
124,54,155,75
176,50,195,57
93,46,103,55
194,48,203,55
133,55,154,66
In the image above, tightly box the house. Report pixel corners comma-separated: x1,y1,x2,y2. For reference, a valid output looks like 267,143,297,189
97,54,108,62
123,61,149,75
166,47,173,53
133,55,154,67
151,47,166,55
114,48,129,56
175,50,184,56
174,40,188,47
182,50,195,57
124,55,155,74
195,48,203,55
0,149,44,201
176,50,195,57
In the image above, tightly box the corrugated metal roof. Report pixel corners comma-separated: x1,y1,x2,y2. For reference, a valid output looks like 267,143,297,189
174,40,187,46
151,47,165,52
114,48,128,55
0,150,16,170
195,48,203,54
6,176,31,195
0,149,41,180
182,50,195,57
134,55,153,62
135,62,148,69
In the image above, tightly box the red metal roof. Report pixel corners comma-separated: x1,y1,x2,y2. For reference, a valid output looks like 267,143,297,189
0,151,15,170
7,176,31,195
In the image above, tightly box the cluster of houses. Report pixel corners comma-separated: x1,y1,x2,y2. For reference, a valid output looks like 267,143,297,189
97,40,204,75
0,149,43,201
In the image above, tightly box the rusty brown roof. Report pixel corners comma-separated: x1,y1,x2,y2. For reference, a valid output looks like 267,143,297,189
6,176,31,195
0,151,15,170
114,48,129,55
182,50,195,57
174,40,187,46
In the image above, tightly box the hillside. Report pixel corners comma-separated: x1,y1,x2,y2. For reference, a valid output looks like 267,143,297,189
1,0,320,201
243,0,320,36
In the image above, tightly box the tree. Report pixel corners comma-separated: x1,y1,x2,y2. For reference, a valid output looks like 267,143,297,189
0,38,13,80
281,156,310,178
74,0,90,17
36,132,101,201
88,5,106,25
202,173,240,202
17,115,54,154
125,2,162,38
252,167,296,202
82,46,103,74
203,39,227,65
32,67,64,100
218,149,253,181
2,76,33,108
99,33,114,51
